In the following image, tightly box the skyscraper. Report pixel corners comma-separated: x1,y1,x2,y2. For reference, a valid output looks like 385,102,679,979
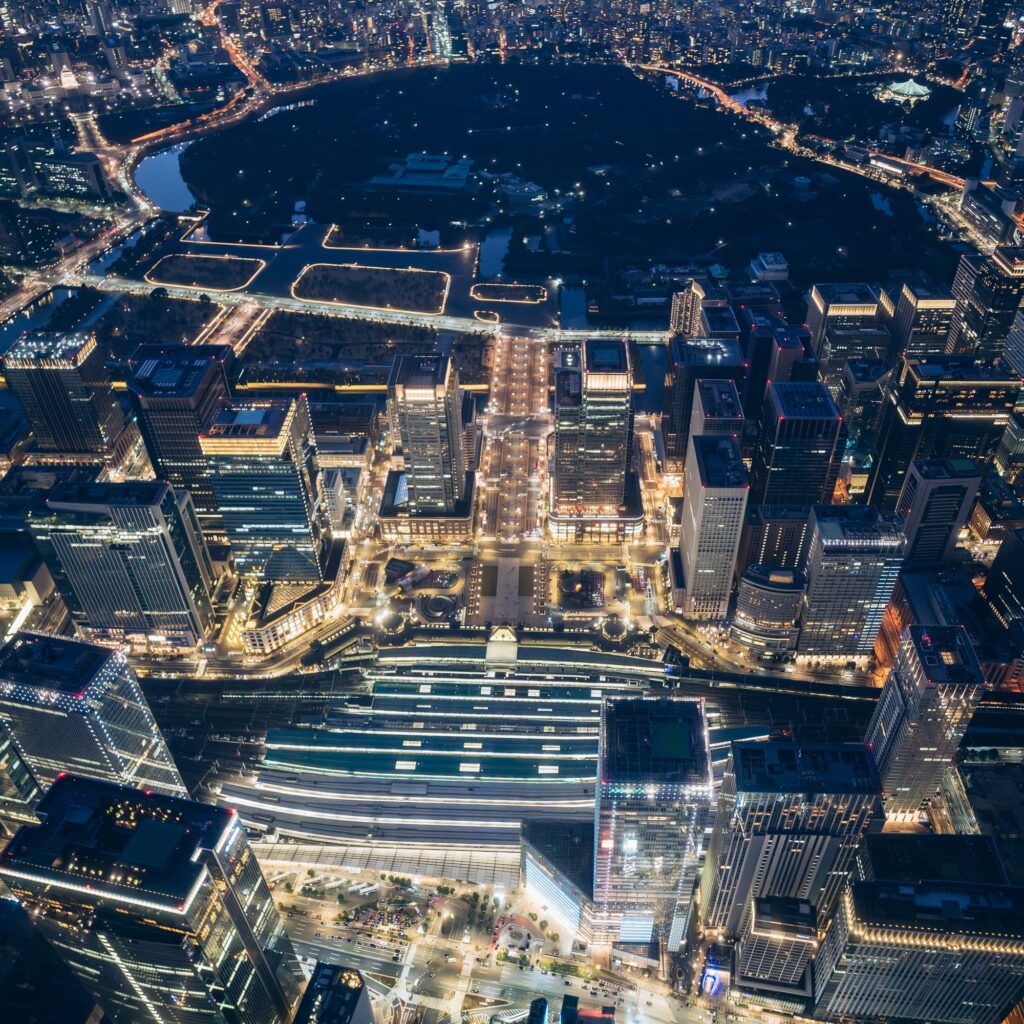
895,458,981,569
679,435,748,620
815,879,1024,1024
593,697,712,966
0,632,187,796
947,247,1024,357
994,410,1024,483
200,397,324,582
0,775,306,1024
805,283,880,364
868,354,1018,512
126,344,233,529
750,382,843,507
866,625,985,822
984,526,1024,628
552,340,633,516
387,354,466,514
892,282,957,358
689,378,744,441
699,741,882,1004
662,337,744,470
28,479,216,652
2,331,125,458
799,505,904,658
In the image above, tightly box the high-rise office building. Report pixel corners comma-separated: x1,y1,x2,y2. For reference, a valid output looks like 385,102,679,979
126,345,233,529
200,397,324,582
947,247,1024,357
593,697,712,964
985,526,1024,628
663,337,744,469
805,283,880,364
689,379,744,441
0,720,42,833
736,506,810,574
0,775,306,1024
728,566,805,657
892,282,957,357
669,279,716,336
994,410,1024,483
0,632,186,796
293,962,374,1024
815,877,1024,1024
679,435,749,620
895,458,981,569
799,505,904,658
552,340,633,516
834,359,891,452
699,741,883,1003
2,332,125,458
866,625,985,822
750,382,843,507
28,479,215,652
868,355,1018,512
387,354,466,514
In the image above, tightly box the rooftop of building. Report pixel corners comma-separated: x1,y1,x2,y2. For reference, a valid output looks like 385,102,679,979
771,326,808,351
692,435,748,490
900,281,955,305
0,632,113,697
670,336,743,368
732,740,881,795
127,346,231,400
1,776,231,906
751,895,817,935
701,306,741,334
741,565,806,591
911,457,982,481
745,505,810,525
696,379,744,422
992,246,1024,276
389,354,450,390
811,503,904,544
811,282,879,308
861,834,1007,886
555,366,582,408
602,697,709,786
902,624,986,689
769,380,840,420
583,339,629,375
753,252,788,270
905,355,1016,382
379,469,475,521
842,358,892,386
203,399,292,440
849,880,1024,937
292,961,370,1024
3,331,93,366
45,478,172,510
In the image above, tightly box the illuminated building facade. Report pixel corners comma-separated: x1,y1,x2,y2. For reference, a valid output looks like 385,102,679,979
750,383,842,507
0,776,306,1024
2,332,124,458
200,397,324,582
679,435,749,620
126,344,234,530
866,625,985,822
593,697,712,963
27,479,216,652
798,505,904,658
0,631,187,796
699,741,882,1005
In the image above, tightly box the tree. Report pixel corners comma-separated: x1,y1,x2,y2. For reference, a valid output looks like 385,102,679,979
539,920,548,931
